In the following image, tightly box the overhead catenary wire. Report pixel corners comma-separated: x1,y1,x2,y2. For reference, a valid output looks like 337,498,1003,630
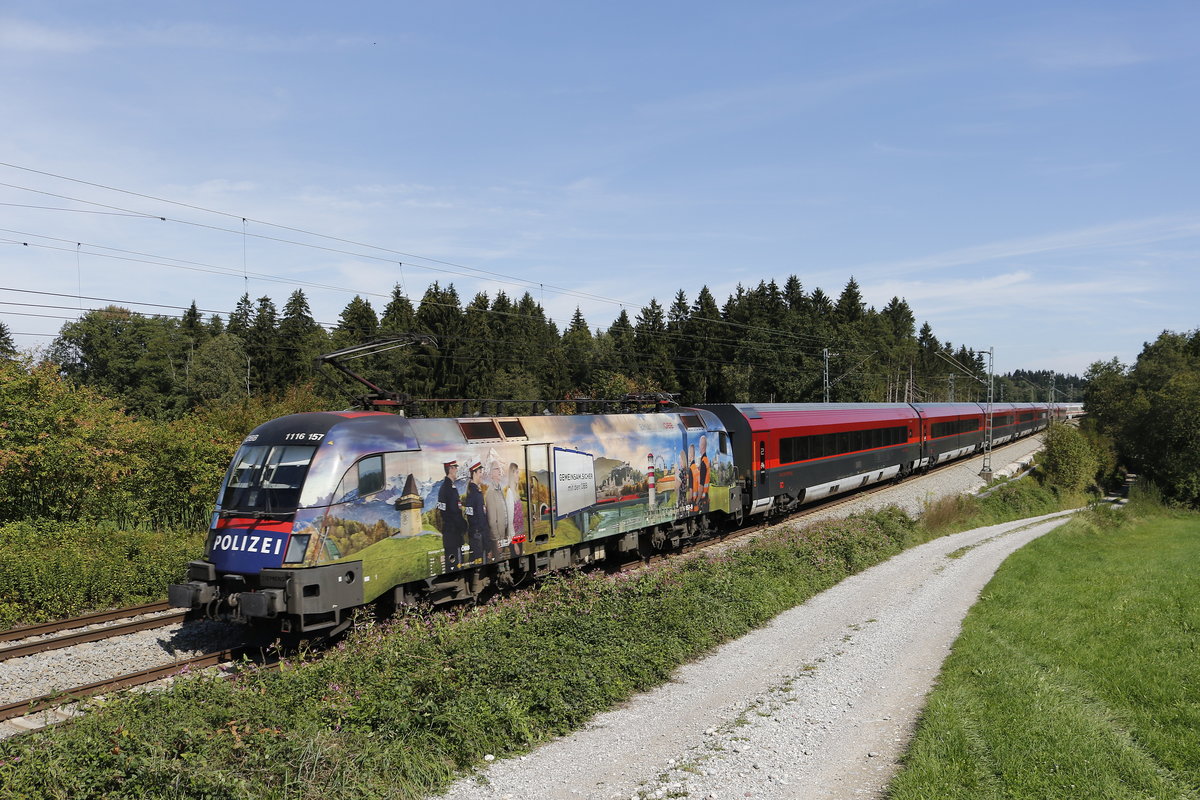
0,226,878,355
0,170,625,308
0,162,892,353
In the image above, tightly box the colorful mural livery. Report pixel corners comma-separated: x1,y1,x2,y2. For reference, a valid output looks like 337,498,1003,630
222,411,734,603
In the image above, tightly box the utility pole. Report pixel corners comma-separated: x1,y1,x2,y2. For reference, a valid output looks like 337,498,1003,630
979,347,995,481
948,373,956,402
823,348,832,403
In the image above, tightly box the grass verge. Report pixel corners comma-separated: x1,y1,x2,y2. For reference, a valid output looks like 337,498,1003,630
920,476,1084,539
0,520,206,629
888,500,1200,799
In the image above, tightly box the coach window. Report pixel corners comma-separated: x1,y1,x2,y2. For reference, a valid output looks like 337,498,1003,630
719,432,729,455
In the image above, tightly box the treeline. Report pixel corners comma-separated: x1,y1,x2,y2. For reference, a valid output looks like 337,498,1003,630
0,355,325,526
1085,329,1200,506
35,276,1080,419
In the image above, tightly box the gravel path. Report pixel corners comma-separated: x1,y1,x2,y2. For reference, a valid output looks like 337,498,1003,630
440,437,1065,800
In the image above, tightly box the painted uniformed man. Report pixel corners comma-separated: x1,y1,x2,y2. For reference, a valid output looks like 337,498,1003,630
698,434,711,512
437,460,467,569
464,460,490,563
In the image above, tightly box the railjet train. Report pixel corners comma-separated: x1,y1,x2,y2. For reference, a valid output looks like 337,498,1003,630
170,401,1079,634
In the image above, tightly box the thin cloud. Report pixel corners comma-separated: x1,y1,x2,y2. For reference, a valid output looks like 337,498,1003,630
639,68,912,123
0,18,98,52
0,17,369,55
867,270,1148,321
854,216,1200,277
1022,38,1149,70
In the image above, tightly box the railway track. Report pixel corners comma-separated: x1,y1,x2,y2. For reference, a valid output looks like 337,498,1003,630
0,602,264,737
0,600,173,644
0,603,188,663
0,644,278,733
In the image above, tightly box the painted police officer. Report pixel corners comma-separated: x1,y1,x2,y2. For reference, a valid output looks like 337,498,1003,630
437,460,467,569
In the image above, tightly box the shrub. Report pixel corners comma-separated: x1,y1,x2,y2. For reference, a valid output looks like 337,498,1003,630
1040,421,1098,493
0,520,205,628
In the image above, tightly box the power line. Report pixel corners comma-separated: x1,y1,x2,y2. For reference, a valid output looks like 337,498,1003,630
0,163,891,352
0,169,625,308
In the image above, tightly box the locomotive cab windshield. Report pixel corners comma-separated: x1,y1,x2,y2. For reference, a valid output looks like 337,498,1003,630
218,443,317,518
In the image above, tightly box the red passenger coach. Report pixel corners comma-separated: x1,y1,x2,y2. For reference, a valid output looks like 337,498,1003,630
699,403,921,513
910,403,986,468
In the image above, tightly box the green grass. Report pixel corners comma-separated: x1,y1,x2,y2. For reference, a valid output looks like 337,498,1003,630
920,476,1083,539
0,520,206,629
889,507,1200,800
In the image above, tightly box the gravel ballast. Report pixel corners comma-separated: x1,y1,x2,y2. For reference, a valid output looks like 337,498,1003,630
440,437,1065,800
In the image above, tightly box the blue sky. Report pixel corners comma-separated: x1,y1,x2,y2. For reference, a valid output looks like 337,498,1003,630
1,1,1197,377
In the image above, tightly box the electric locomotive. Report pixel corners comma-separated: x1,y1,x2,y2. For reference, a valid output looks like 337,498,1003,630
170,407,737,633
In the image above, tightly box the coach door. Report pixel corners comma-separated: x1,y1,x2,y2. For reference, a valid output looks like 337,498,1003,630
758,439,768,488
525,444,555,545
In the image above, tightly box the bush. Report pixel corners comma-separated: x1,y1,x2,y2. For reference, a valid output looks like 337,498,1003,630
1039,421,1098,493
0,358,328,527
0,520,205,628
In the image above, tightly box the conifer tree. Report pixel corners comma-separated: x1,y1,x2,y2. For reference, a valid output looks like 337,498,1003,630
412,282,463,399
680,286,724,403
333,295,380,346
247,296,281,394
378,285,419,395
635,298,675,392
608,310,637,365
834,277,865,325
227,293,253,341
278,289,329,387
0,320,16,357
562,308,595,391
460,292,496,402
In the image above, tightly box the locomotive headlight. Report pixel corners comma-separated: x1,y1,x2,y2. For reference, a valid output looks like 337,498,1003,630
284,534,311,564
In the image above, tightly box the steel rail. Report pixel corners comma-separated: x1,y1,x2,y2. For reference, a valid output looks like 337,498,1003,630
0,645,276,725
0,609,188,663
0,601,172,644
